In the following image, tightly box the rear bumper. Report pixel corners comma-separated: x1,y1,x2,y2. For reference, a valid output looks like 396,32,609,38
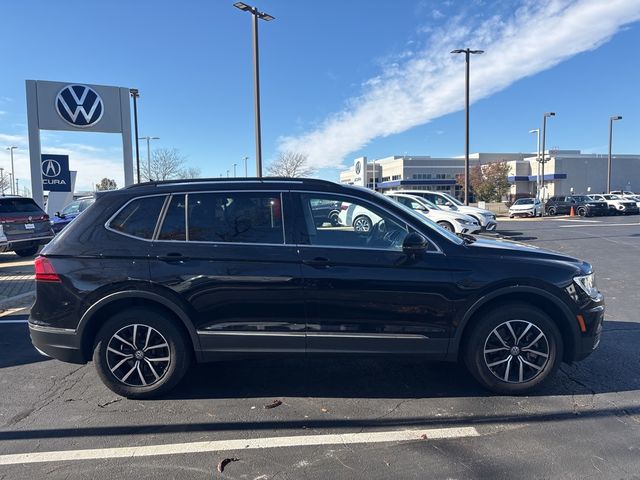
0,235,54,253
28,322,86,364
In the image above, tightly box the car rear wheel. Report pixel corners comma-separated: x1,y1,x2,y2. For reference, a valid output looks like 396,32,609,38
547,207,557,216
93,307,191,399
463,303,563,394
353,215,372,233
437,221,455,232
14,246,39,257
577,207,587,217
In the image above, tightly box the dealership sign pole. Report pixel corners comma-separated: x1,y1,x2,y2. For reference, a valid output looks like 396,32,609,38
26,80,134,208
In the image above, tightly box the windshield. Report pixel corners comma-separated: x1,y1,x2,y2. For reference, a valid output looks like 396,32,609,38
375,192,463,245
440,192,463,206
603,194,620,200
513,198,535,205
0,198,43,214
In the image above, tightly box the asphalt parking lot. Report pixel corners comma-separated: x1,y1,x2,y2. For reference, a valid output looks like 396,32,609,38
1,215,639,479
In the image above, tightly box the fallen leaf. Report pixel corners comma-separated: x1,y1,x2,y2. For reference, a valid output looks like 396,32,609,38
264,399,283,409
217,457,239,473
421,434,428,440
321,408,328,413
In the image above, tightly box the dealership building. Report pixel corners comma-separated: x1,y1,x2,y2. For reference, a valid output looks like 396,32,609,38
339,150,640,199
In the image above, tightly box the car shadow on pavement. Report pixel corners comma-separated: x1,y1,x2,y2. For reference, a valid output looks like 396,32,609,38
167,320,639,400
491,230,538,242
0,319,50,368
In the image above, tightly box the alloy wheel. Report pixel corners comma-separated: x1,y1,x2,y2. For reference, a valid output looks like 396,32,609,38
353,216,371,232
483,320,550,383
106,324,171,387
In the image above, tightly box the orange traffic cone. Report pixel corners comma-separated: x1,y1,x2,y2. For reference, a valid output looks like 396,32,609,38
570,206,575,217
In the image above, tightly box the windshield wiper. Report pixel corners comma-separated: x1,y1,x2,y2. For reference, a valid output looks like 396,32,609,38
458,233,477,244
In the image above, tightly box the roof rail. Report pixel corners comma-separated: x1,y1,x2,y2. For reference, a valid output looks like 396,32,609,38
123,177,340,189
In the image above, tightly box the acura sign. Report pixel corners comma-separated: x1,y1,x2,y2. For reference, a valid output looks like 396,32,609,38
41,154,71,192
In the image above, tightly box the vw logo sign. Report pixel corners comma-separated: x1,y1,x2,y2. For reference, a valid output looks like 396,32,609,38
42,158,62,178
355,161,361,175
55,84,104,128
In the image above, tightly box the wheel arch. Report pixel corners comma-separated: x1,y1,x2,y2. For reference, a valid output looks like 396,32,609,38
77,290,201,362
449,286,580,363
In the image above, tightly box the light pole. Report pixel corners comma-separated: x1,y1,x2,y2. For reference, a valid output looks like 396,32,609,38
243,156,249,177
529,129,540,197
6,146,17,195
15,179,19,195
139,136,160,181
130,89,141,183
234,2,275,178
451,48,484,205
608,115,622,193
233,163,237,177
227,169,230,178
0,167,4,196
540,112,555,208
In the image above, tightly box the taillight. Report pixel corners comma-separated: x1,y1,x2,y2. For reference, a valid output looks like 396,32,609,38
34,256,61,282
341,203,350,210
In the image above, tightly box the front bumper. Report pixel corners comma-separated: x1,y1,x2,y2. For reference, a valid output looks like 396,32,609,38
573,294,605,361
29,322,86,364
509,209,536,217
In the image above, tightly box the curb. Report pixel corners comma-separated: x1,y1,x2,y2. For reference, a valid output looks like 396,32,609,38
0,291,35,312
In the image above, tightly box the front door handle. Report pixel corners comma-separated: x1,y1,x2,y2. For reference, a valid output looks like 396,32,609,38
303,257,331,268
157,252,188,262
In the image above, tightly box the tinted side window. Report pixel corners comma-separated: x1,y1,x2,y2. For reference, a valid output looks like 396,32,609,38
158,194,186,240
109,196,166,239
188,192,283,244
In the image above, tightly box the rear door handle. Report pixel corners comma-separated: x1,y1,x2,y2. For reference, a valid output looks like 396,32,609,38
303,257,331,268
157,252,188,262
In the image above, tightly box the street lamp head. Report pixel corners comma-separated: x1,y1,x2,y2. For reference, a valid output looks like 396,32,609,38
151,136,160,140
259,12,275,21
233,2,252,11
450,49,465,54
544,112,556,117
611,115,622,121
469,50,484,54
528,129,539,134
129,88,139,97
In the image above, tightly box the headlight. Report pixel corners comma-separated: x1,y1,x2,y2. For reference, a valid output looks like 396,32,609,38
574,273,598,299
455,218,472,225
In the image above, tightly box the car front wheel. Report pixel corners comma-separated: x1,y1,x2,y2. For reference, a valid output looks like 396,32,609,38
463,303,563,394
93,307,191,399
437,221,455,232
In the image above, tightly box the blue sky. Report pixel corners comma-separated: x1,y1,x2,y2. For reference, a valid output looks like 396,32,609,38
1,0,639,192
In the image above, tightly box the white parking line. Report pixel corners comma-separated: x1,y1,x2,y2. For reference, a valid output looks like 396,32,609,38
0,427,479,465
554,219,601,223
559,222,640,228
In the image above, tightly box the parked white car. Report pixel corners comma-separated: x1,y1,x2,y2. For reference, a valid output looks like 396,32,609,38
395,190,497,231
337,203,383,232
509,198,542,218
386,193,481,234
589,194,639,215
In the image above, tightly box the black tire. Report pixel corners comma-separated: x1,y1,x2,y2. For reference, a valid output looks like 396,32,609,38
14,246,39,257
353,215,372,233
547,207,557,216
463,303,563,394
329,211,341,226
577,207,587,217
93,307,192,399
437,221,455,232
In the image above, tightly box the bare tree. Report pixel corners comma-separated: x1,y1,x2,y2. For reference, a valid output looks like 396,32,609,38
266,151,315,178
141,148,201,182
96,178,117,191
0,174,11,195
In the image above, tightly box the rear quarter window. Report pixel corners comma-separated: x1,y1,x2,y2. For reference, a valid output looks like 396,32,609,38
108,196,166,239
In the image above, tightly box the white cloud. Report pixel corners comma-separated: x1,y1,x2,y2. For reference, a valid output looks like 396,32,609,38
0,133,27,145
278,0,640,169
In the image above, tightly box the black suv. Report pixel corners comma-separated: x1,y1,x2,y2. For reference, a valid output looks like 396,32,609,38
545,195,608,217
0,196,55,257
30,179,604,398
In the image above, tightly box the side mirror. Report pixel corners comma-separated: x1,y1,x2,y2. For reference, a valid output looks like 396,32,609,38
414,205,428,212
402,232,428,255
55,211,64,218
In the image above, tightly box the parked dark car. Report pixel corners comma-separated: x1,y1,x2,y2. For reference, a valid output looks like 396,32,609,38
50,196,95,233
0,196,54,257
309,198,341,227
545,195,608,217
30,178,604,398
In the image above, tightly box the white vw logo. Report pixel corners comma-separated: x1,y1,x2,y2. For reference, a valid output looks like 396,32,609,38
42,159,62,178
55,84,104,127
